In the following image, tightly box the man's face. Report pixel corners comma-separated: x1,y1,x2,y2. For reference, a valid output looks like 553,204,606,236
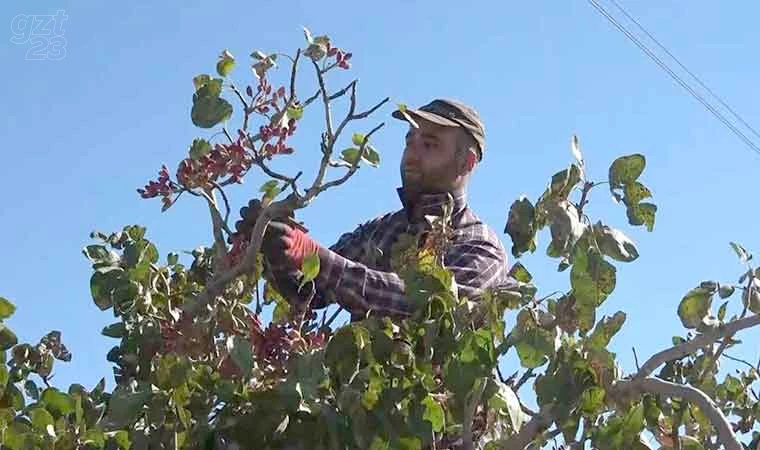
400,119,462,193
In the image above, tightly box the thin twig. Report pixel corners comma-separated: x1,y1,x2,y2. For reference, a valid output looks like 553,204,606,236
229,84,250,130
222,127,234,144
722,353,757,371
318,122,385,192
210,181,232,232
513,368,535,392
496,365,506,383
633,347,641,372
201,189,229,268
323,306,344,329
288,49,301,101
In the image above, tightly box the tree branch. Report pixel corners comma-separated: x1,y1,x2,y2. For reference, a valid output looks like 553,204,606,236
498,407,553,450
613,377,742,450
200,189,229,268
463,379,487,450
635,314,760,379
513,368,535,392
318,122,384,193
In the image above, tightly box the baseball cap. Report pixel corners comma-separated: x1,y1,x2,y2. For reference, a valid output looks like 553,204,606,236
392,98,486,161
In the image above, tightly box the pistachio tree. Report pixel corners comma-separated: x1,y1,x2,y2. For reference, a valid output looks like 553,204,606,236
1,29,759,450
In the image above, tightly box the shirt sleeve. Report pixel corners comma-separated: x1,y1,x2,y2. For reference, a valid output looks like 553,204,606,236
314,226,512,318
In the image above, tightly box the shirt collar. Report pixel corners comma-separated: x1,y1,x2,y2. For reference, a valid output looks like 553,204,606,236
396,185,468,223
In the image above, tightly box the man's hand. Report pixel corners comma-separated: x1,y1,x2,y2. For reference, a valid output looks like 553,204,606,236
231,199,321,271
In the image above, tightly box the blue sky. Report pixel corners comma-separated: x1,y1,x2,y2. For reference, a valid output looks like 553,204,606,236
2,0,759,395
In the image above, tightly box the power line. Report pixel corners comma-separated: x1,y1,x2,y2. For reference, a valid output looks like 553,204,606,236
586,0,760,156
608,0,760,143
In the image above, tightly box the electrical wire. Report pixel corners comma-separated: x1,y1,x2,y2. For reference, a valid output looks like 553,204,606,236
587,0,760,156
608,0,760,143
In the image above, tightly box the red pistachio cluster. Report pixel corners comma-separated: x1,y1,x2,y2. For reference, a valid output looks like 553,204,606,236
137,165,175,210
326,42,352,69
177,142,253,189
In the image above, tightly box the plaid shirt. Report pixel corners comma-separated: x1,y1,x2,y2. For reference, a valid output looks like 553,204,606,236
272,187,514,320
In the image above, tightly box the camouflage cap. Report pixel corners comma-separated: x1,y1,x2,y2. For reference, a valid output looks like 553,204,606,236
392,98,486,161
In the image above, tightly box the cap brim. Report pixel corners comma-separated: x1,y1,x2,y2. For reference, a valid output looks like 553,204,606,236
391,108,460,128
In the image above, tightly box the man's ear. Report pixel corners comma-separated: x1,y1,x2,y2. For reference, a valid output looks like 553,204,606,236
459,149,477,175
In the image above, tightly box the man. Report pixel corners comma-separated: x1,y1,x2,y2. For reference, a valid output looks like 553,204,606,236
235,98,513,321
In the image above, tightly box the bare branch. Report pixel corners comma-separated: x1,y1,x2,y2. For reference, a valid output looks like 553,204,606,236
312,59,334,139
229,84,250,130
201,189,229,269
222,127,234,144
318,122,384,193
210,181,232,232
635,314,760,379
633,347,641,372
722,352,757,371
192,195,300,311
498,407,553,450
613,377,742,450
289,49,301,101
253,155,304,198
513,368,535,392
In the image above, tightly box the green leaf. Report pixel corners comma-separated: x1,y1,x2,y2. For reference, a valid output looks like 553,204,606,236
730,241,752,263
101,322,126,338
370,437,390,450
108,430,131,450
259,180,283,202
0,297,16,320
216,49,235,77
508,262,532,283
83,245,119,266
105,385,151,428
718,284,735,299
718,301,729,321
286,105,304,120
41,388,76,417
157,353,191,389
0,325,17,351
626,203,657,232
364,145,381,168
593,222,639,262
547,200,585,257
678,287,713,329
487,380,523,431
82,429,106,449
191,81,233,129
352,132,366,146
623,181,652,206
395,437,422,450
189,138,211,160
24,380,39,401
580,387,606,416
227,335,254,378
167,252,179,266
550,164,582,200
505,196,537,258
192,74,211,91
341,147,361,165
609,154,646,187
587,311,626,350
515,328,556,369
571,248,617,310
743,288,760,314
421,395,445,432
30,407,55,436
300,252,320,288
